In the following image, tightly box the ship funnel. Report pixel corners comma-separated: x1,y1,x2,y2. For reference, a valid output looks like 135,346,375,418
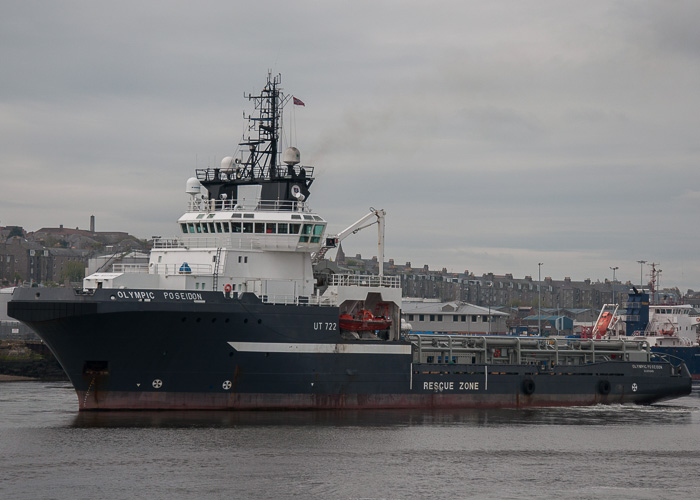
283,147,300,166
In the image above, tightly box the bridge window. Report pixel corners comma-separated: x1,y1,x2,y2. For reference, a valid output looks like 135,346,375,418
180,223,188,234
266,223,276,234
208,223,215,233
255,223,265,233
195,224,202,233
243,223,253,233
201,223,209,233
232,222,241,233
300,224,313,243
291,214,301,220
290,223,301,234
187,223,195,234
222,222,230,233
215,222,222,233
278,223,288,234
311,224,324,243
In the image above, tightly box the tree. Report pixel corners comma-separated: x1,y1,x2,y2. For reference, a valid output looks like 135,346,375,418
59,261,85,282
7,226,23,238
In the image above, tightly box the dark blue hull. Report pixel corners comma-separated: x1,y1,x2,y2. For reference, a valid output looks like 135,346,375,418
8,287,692,410
651,346,700,380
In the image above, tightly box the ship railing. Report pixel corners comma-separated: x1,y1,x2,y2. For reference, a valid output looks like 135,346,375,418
329,274,401,289
195,165,315,184
153,238,185,249
108,262,213,275
186,198,312,213
259,294,336,307
112,264,149,273
406,334,653,366
153,263,213,275
153,236,266,250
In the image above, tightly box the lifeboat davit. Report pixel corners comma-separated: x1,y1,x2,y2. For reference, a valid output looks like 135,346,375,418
595,312,613,338
339,309,392,332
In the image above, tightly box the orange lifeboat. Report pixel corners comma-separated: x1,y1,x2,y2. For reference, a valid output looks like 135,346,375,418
595,312,613,338
339,309,392,332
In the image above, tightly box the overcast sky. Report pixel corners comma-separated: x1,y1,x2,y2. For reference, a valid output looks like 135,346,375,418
2,1,700,291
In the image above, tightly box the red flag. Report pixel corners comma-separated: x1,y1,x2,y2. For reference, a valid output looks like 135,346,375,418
293,96,305,106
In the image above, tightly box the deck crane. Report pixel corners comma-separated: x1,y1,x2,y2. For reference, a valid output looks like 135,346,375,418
312,208,386,276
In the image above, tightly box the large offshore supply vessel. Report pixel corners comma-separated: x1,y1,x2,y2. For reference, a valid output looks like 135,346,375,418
8,74,691,410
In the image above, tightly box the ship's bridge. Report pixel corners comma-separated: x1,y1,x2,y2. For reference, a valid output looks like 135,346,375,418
174,206,326,252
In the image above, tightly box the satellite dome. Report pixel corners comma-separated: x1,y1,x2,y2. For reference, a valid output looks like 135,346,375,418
221,156,235,171
283,147,300,166
185,177,202,195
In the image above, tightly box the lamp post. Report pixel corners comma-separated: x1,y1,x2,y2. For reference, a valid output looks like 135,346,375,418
487,282,493,334
636,260,646,288
610,266,619,304
538,263,543,335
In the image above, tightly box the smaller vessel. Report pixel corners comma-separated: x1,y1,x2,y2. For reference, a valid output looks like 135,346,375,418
596,286,700,379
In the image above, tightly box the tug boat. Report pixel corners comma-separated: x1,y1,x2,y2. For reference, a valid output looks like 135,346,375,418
8,74,692,410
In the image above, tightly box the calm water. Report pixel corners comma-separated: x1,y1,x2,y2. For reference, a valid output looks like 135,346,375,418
1,382,699,500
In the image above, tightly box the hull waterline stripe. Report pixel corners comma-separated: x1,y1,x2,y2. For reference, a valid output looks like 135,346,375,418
227,342,411,355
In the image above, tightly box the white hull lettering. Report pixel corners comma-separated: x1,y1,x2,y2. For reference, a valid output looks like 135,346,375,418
313,322,338,331
162,292,204,301
423,381,480,392
116,291,155,300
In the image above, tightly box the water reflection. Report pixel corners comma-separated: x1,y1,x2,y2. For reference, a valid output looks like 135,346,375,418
70,397,697,429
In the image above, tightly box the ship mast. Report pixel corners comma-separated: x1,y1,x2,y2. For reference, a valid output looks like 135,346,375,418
195,73,313,205
648,262,659,304
240,72,289,179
